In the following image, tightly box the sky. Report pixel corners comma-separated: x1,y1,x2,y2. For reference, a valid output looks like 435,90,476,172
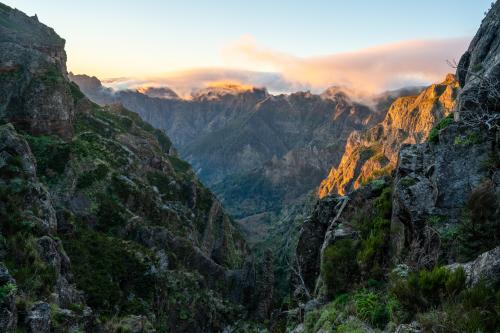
3,0,494,94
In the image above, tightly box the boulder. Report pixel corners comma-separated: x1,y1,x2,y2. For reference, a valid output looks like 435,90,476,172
26,302,51,333
447,246,500,286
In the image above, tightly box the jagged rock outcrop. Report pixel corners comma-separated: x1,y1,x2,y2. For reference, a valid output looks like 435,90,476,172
456,1,500,115
0,4,75,139
295,196,342,294
295,179,392,298
319,75,458,196
391,1,500,267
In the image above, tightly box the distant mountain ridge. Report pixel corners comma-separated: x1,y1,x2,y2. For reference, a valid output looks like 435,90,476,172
70,74,422,224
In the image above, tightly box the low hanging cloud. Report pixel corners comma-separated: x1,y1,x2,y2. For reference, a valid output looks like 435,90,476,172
102,68,309,98
223,35,471,93
101,35,471,97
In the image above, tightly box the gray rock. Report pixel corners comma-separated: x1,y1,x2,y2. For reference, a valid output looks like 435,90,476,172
447,246,500,286
0,123,57,233
391,123,496,266
26,302,51,333
391,1,500,266
395,321,422,333
290,323,305,333
114,315,155,333
456,1,500,113
0,5,75,139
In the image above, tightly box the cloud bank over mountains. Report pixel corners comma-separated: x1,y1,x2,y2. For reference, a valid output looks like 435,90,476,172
99,36,470,96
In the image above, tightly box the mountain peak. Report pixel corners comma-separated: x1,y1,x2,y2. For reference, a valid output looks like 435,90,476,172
191,82,267,100
136,86,179,99
320,86,353,101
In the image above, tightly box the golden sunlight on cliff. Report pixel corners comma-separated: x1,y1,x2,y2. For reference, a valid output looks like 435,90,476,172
318,74,459,198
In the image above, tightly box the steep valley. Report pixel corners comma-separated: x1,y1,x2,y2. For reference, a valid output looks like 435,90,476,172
1,1,500,333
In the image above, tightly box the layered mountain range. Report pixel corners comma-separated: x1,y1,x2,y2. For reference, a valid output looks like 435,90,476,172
1,1,499,332
70,73,425,228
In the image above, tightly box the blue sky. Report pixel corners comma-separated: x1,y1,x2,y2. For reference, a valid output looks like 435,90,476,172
3,0,494,92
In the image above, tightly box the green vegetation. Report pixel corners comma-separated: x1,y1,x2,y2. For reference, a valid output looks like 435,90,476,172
167,155,191,174
320,185,392,298
306,263,498,333
69,81,85,102
76,163,109,189
24,134,70,181
4,233,57,298
390,266,466,313
390,266,499,332
400,176,417,187
322,239,360,296
0,282,17,302
455,180,499,261
62,226,155,317
38,66,65,88
353,289,388,328
454,132,481,146
428,114,454,143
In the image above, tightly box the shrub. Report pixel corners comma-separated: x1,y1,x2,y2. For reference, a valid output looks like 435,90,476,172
391,266,466,313
69,81,85,102
76,163,109,189
62,226,154,317
321,239,360,297
456,180,499,261
417,281,499,333
4,234,57,298
428,114,454,143
167,156,191,174
0,282,17,301
355,186,392,279
25,135,70,178
353,289,388,328
453,132,481,146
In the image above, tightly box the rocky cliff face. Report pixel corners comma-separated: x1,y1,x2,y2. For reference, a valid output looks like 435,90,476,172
0,3,76,139
318,75,459,197
391,1,500,268
0,4,257,332
287,4,499,333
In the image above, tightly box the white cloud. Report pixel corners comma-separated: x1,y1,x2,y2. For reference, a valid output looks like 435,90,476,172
223,35,470,93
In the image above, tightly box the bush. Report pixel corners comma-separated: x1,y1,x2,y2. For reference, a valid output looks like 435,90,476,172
428,114,454,143
76,163,109,189
322,239,360,297
417,281,499,333
62,226,154,317
353,289,388,328
25,135,70,178
304,302,336,333
456,180,499,261
355,186,392,279
0,282,16,301
391,266,466,313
